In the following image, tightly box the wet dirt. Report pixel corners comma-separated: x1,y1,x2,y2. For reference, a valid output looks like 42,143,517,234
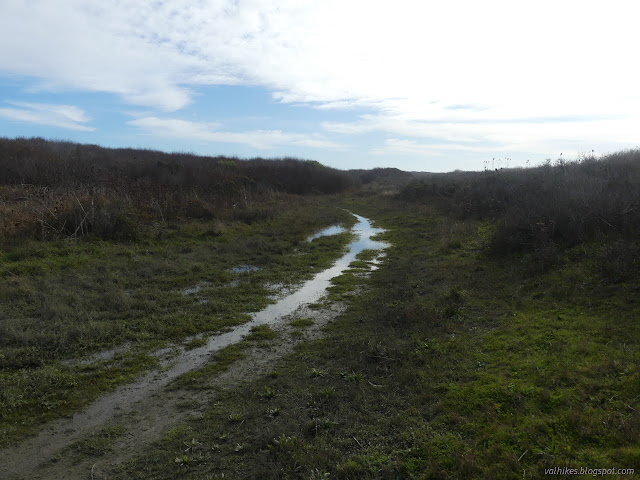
0,212,387,479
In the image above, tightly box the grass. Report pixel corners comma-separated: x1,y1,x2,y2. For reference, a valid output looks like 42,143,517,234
290,318,314,328
68,424,125,457
111,195,639,479
0,197,356,446
4,145,639,477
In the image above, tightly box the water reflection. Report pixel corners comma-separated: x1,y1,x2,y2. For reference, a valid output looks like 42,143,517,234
194,212,388,353
306,224,346,242
40,212,389,453
75,213,389,408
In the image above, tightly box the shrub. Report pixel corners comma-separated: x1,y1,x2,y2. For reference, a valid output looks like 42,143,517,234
400,151,640,255
0,137,355,240
596,239,640,283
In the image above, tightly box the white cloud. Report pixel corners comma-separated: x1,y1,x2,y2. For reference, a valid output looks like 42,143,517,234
129,116,344,150
4,0,637,113
1,0,639,163
0,101,94,131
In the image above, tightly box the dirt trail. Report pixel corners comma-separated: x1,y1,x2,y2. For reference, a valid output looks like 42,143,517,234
0,212,387,479
0,302,345,480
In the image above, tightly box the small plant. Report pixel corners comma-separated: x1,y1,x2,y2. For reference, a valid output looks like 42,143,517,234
247,325,278,341
70,424,124,456
320,387,336,400
270,433,303,456
311,368,327,378
308,417,336,436
339,371,363,383
308,468,331,480
184,336,207,350
290,317,314,328
289,329,304,338
266,407,281,417
262,386,276,399
228,413,243,423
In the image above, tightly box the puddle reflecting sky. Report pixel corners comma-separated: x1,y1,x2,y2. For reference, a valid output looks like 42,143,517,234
306,224,346,242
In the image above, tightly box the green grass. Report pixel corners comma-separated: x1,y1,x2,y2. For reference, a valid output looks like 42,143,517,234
290,318,314,328
0,197,356,446
68,424,125,457
111,195,640,479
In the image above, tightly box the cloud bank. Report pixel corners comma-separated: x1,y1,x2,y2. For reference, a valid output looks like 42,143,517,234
1,0,638,167
0,101,94,131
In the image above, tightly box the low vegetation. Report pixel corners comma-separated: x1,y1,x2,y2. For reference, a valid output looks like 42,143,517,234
401,150,640,263
111,191,638,479
0,138,360,445
0,137,355,241
1,139,638,478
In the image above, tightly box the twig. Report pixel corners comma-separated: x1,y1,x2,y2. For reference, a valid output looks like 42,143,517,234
595,215,615,229
517,449,528,462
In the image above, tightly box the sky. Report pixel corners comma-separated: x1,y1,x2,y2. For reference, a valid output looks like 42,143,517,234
1,1,639,172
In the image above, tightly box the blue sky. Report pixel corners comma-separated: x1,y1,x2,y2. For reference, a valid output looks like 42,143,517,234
1,1,638,172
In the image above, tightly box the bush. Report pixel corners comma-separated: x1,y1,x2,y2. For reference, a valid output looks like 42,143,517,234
596,239,640,283
0,137,355,240
400,151,640,254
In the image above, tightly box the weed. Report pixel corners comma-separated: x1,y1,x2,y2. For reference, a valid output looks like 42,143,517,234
261,386,276,399
247,325,278,342
290,318,314,328
184,336,208,350
339,371,363,383
228,413,243,423
266,407,281,417
308,468,331,480
320,388,336,400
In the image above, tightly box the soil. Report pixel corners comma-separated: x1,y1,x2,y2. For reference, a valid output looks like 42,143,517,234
0,302,346,480
0,212,386,479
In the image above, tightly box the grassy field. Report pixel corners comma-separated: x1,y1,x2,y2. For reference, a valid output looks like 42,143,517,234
108,193,639,479
0,195,356,446
2,141,639,478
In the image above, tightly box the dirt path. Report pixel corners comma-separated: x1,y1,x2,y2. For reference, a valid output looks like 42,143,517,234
0,212,386,479
0,302,346,480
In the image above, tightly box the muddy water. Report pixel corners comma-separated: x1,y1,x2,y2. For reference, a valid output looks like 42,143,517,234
0,213,387,477
148,213,387,380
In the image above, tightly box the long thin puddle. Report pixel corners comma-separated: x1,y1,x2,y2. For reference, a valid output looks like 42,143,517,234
0,212,388,474
98,212,387,405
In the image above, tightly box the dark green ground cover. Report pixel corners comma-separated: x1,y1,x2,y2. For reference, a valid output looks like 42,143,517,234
0,197,355,446
3,143,639,478
112,194,639,479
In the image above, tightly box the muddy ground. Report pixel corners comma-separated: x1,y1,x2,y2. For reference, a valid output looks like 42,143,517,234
0,301,346,480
